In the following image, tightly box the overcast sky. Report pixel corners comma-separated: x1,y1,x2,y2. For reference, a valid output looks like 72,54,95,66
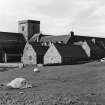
0,0,105,37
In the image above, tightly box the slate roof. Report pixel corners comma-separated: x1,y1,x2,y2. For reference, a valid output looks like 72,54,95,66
86,40,105,58
29,42,42,46
54,43,88,58
40,34,71,44
29,33,105,46
30,33,105,52
29,33,41,42
70,35,105,41
0,31,25,43
70,35,105,44
29,33,71,44
29,33,51,42
68,34,105,49
71,35,105,58
0,31,26,54
29,42,49,56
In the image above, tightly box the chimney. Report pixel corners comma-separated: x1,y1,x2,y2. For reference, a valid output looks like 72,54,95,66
70,31,74,37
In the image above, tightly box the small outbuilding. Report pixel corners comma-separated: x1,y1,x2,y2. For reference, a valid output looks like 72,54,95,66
22,42,48,65
44,43,88,65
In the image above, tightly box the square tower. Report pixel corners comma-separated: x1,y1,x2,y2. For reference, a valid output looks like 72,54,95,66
18,20,40,41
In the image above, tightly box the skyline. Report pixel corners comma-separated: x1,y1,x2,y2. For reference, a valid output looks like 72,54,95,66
0,0,105,37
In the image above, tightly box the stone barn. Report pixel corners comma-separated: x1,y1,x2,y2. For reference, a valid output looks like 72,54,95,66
44,43,88,65
0,32,25,62
22,42,48,65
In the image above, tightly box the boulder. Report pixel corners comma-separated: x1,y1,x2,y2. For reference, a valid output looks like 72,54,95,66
6,78,32,89
33,68,39,72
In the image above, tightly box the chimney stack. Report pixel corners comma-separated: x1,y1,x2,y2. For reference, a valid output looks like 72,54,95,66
70,31,74,37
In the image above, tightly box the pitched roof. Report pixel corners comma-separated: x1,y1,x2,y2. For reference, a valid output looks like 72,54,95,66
5,47,22,54
30,33,105,49
29,33,41,42
29,42,49,56
71,35,105,44
54,43,87,58
29,33,71,44
0,32,26,54
86,40,105,57
0,31,25,43
29,33,51,42
72,35,105,41
68,34,105,49
40,34,70,44
29,41,42,46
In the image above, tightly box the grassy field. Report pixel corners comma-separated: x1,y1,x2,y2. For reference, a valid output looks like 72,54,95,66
0,61,105,104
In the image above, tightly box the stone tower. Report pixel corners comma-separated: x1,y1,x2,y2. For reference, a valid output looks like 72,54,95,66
18,20,40,41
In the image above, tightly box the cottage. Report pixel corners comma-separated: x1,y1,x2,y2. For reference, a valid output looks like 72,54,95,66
44,43,88,65
22,42,48,65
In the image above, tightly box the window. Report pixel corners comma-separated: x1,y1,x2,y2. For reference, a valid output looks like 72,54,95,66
22,26,24,31
29,56,32,61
